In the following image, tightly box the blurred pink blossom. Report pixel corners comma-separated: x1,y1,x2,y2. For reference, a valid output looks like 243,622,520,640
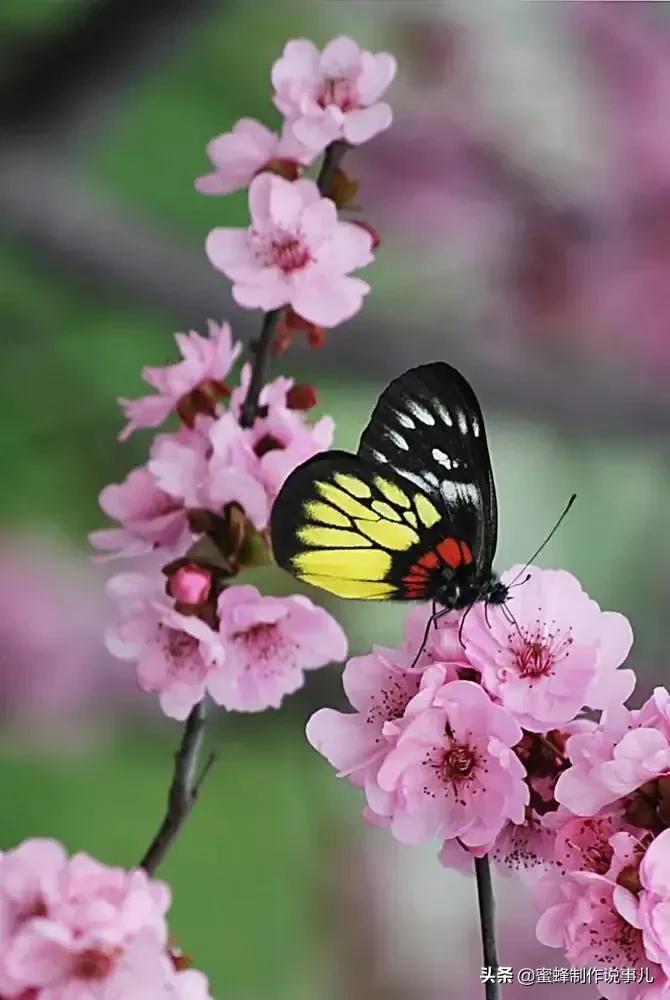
195,117,315,195
272,36,396,151
118,320,240,441
206,173,374,327
462,565,635,732
210,584,347,712
0,838,212,1000
0,536,132,731
105,573,225,720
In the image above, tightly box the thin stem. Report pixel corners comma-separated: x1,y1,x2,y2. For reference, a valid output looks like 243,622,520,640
475,855,501,1000
139,701,208,874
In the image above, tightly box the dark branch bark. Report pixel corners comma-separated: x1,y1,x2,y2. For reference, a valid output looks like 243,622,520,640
139,701,209,874
475,855,501,1000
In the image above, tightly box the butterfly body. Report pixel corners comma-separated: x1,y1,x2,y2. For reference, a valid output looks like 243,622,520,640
270,362,506,612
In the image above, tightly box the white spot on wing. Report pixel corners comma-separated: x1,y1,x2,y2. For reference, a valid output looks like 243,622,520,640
407,400,435,426
372,449,389,464
471,416,481,438
395,467,432,492
434,401,453,427
395,411,415,430
457,411,469,435
431,447,452,470
423,471,440,488
388,430,409,450
440,480,478,505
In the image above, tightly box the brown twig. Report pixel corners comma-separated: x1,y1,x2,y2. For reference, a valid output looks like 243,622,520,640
139,701,209,874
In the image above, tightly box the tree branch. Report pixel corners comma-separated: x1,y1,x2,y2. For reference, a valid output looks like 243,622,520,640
139,701,208,875
475,855,501,1000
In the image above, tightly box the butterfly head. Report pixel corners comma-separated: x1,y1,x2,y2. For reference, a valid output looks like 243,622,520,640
435,569,508,612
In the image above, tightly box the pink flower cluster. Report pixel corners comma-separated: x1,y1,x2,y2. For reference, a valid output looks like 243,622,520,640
0,839,212,999
308,566,633,860
307,565,670,996
198,35,395,330
92,320,347,718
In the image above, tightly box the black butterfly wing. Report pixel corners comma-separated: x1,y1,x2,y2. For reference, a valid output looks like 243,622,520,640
357,362,498,574
270,450,469,601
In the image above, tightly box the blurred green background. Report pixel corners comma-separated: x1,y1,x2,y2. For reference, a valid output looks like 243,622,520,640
2,2,670,997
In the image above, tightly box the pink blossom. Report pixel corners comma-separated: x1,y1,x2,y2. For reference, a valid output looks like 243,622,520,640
118,320,240,441
553,811,623,876
105,573,225,720
90,464,190,561
556,690,670,816
0,840,212,1000
636,830,670,981
272,36,396,151
535,869,657,998
462,565,635,732
377,680,527,848
306,644,426,821
209,584,346,711
206,173,374,327
196,118,314,195
148,373,334,531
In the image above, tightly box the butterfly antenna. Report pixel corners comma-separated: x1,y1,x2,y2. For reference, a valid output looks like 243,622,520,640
508,493,577,587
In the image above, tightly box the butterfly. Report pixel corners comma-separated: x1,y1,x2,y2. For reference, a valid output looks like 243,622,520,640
270,362,508,612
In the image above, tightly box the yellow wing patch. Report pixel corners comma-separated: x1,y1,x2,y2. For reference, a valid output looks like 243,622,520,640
297,526,372,548
304,501,351,528
371,500,401,522
315,481,379,520
414,493,441,528
333,473,372,498
404,510,418,528
373,477,411,508
300,575,396,599
356,519,420,550
293,547,392,580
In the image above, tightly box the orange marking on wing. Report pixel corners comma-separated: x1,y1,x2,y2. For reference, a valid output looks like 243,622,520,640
437,538,462,568
459,541,473,565
418,551,441,571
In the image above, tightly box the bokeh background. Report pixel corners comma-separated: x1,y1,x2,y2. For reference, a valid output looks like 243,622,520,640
2,1,670,997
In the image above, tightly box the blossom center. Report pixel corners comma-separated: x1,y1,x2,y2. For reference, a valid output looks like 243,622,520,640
251,229,313,274
511,625,574,681
317,76,358,112
73,948,116,981
158,625,200,672
233,622,294,668
441,742,476,782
